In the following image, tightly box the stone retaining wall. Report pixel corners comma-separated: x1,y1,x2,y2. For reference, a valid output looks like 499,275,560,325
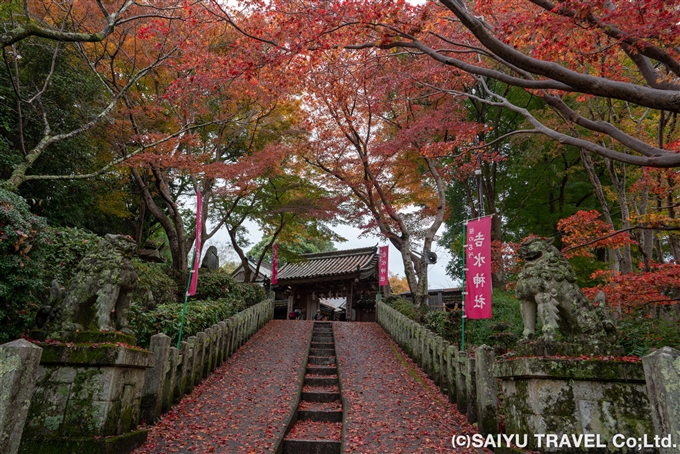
0,298,274,454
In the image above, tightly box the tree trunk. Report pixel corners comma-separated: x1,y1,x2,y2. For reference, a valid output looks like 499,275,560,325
605,158,634,274
580,150,623,271
131,168,188,290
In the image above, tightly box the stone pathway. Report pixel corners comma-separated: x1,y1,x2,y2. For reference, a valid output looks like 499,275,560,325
335,322,488,453
134,320,313,454
135,320,486,453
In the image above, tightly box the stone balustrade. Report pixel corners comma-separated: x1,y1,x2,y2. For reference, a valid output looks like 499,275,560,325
140,298,275,426
377,300,676,453
0,298,274,454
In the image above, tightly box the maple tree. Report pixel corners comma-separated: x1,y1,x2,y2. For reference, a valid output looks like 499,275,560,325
1,0,187,191
296,47,482,306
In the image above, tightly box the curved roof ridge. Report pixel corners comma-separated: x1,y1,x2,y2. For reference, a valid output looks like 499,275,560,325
294,245,377,259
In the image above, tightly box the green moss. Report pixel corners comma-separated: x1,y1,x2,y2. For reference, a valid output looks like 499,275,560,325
43,415,64,432
62,369,104,436
496,357,645,381
19,429,148,454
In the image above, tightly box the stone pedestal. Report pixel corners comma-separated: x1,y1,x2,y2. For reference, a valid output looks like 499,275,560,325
0,339,43,454
19,338,154,454
642,347,680,454
495,357,654,453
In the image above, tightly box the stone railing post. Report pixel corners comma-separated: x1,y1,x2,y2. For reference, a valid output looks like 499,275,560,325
185,336,197,394
195,332,207,385
203,328,213,378
642,346,680,453
439,340,449,393
174,340,189,403
475,345,498,436
162,347,179,413
217,321,227,367
466,354,478,424
226,319,234,357
456,351,468,414
140,333,170,425
0,339,42,454
446,345,458,403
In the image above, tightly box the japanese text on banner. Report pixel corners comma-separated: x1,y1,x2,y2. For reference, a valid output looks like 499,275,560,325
465,217,492,319
379,246,389,286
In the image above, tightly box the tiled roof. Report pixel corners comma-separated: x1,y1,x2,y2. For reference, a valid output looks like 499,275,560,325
276,247,378,282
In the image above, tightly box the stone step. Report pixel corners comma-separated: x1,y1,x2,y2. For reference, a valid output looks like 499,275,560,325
310,348,335,356
306,365,337,375
282,439,341,454
312,336,333,343
301,391,341,402
311,342,334,349
308,356,335,365
313,329,333,334
298,409,343,423
305,376,338,386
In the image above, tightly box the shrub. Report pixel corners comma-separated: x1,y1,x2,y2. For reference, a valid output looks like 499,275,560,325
132,260,179,309
616,312,680,356
465,289,524,351
407,289,524,352
129,270,268,348
0,188,48,342
192,267,266,306
41,227,100,286
384,295,420,321
129,298,249,348
192,268,239,300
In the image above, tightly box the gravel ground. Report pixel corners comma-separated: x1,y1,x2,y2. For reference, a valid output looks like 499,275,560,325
134,320,313,454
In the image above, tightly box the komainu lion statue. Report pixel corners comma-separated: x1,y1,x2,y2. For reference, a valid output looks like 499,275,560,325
38,234,138,339
515,237,615,342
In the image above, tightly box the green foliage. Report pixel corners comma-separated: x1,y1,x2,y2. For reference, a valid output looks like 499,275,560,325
0,187,49,342
41,227,100,286
384,295,420,321
568,255,608,288
406,289,523,352
128,299,243,348
423,310,456,339
131,260,179,309
616,313,680,357
129,275,266,347
191,268,265,303
465,290,524,350
247,231,338,267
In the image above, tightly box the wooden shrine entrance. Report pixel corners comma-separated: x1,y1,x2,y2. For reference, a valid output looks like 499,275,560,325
273,247,382,322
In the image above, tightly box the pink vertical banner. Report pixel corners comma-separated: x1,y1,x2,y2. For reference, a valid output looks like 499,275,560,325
379,245,389,286
271,244,278,285
465,216,492,319
188,190,202,296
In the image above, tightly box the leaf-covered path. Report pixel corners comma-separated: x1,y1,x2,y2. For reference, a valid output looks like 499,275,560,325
135,320,313,454
335,322,489,453
135,320,488,453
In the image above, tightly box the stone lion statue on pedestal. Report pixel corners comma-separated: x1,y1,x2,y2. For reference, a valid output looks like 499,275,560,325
515,237,615,343
38,234,138,340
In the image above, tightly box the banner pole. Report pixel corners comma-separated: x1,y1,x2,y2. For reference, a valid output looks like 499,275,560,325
177,246,196,349
461,222,467,352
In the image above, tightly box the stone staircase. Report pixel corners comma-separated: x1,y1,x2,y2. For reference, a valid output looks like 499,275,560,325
281,322,343,453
